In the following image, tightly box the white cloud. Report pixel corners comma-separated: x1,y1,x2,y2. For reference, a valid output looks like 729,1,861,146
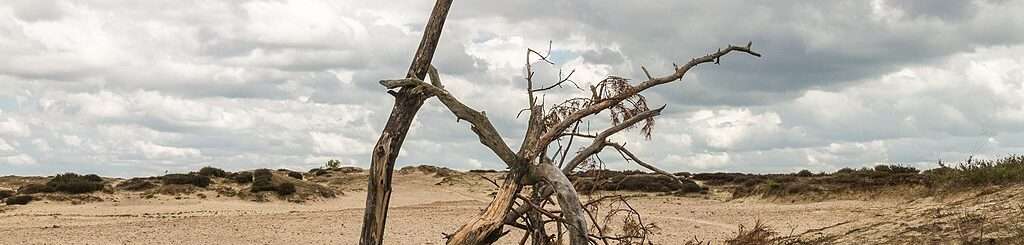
309,131,370,155
0,118,31,137
134,141,201,160
0,0,1023,175
1,154,37,165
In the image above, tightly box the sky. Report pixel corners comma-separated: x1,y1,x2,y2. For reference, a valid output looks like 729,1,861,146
1,0,1023,177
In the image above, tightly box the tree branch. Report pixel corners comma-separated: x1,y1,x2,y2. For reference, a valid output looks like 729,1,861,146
605,142,686,187
529,44,760,161
381,68,522,169
561,105,665,174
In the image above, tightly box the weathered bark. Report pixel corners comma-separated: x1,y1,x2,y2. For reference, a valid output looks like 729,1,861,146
527,187,550,245
447,169,525,244
360,1,453,244
373,38,760,244
532,163,589,245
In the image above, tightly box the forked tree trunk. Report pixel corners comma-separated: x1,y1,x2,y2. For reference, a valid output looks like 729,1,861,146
360,1,454,244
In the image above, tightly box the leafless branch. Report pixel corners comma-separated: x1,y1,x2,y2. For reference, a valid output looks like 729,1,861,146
529,43,760,161
606,142,687,187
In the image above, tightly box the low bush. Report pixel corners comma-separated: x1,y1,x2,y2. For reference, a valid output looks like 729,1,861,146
17,183,51,194
398,165,457,177
117,178,157,191
0,189,14,199
47,173,105,194
691,172,762,186
230,171,253,183
308,168,329,176
277,182,296,195
5,195,32,205
336,167,363,174
198,166,228,177
874,164,919,174
251,169,275,192
575,173,702,194
286,171,303,180
835,167,855,174
927,155,1024,188
795,169,814,177
162,174,211,188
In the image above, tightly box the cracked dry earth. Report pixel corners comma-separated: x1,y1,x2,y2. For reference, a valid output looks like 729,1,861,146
0,173,1020,244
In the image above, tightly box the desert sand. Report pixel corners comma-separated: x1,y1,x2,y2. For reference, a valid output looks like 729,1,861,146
0,169,1020,244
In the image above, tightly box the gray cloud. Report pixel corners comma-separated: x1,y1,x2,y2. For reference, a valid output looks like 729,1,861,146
0,0,1023,176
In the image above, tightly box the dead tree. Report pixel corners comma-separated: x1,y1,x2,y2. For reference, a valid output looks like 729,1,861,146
380,42,761,244
360,1,453,245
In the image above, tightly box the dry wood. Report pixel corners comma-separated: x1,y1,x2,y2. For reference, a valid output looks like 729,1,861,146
359,1,453,244
366,15,760,242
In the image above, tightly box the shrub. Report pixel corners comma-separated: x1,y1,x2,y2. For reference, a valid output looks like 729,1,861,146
47,173,105,194
5,195,32,205
17,183,52,194
574,173,701,193
161,174,211,188
230,171,253,183
287,171,303,180
795,169,814,177
308,168,329,176
0,190,14,199
251,169,275,192
337,166,363,174
726,221,777,244
398,165,457,177
198,166,228,177
276,182,296,195
615,174,686,192
325,159,341,169
874,164,919,174
928,155,1024,188
117,178,157,191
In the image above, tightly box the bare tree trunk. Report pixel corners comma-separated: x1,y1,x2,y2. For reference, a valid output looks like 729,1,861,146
532,163,589,245
447,169,525,244
360,1,454,244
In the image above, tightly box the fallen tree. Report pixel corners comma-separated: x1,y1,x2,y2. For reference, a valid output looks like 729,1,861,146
358,1,761,244
378,43,761,244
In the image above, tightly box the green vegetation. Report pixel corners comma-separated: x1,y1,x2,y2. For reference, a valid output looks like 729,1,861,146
197,166,228,178
161,174,211,188
46,173,105,194
286,171,303,180
325,159,341,169
927,155,1024,188
573,170,704,194
277,182,296,195
116,178,158,191
250,169,274,192
4,195,32,205
229,171,253,183
0,189,14,200
249,169,299,195
699,155,1024,199
17,183,50,194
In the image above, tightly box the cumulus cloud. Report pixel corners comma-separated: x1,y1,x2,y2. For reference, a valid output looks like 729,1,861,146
0,0,1022,176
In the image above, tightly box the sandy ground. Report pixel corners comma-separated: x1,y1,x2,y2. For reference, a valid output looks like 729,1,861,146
6,171,1022,244
0,172,917,245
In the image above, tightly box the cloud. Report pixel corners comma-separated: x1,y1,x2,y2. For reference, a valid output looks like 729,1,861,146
0,0,1022,176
